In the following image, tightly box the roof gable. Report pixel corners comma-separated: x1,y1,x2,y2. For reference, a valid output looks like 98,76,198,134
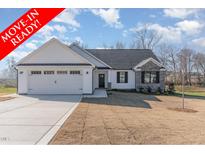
134,57,163,68
17,38,92,65
134,58,164,71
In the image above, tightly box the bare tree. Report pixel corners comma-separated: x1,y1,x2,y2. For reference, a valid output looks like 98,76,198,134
193,52,205,84
73,40,88,49
129,41,137,49
193,53,202,84
102,43,108,49
115,41,125,49
178,48,194,85
158,44,170,69
101,43,115,49
133,24,162,50
3,56,17,79
158,44,179,84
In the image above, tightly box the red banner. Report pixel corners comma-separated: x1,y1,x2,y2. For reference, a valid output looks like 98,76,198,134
0,8,65,60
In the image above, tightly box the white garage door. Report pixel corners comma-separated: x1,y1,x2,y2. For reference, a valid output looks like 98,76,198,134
28,70,83,94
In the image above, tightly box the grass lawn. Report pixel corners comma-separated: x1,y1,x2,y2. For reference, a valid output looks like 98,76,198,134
0,86,16,96
175,86,205,97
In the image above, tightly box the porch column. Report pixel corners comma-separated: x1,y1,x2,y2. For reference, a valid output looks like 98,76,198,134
108,70,112,90
108,70,111,82
134,68,141,92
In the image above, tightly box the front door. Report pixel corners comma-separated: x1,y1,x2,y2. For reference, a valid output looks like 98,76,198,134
98,74,105,88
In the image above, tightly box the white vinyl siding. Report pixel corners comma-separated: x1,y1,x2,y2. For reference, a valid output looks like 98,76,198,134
110,70,135,89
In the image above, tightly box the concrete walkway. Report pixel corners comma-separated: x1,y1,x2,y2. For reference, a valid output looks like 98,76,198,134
0,94,81,145
83,89,107,98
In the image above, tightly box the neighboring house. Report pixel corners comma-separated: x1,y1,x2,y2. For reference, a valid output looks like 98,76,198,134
16,38,166,94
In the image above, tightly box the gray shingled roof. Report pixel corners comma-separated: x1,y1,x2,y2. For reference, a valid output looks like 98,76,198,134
86,49,159,69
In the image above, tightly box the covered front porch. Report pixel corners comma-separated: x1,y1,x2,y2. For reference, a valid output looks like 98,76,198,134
93,69,111,89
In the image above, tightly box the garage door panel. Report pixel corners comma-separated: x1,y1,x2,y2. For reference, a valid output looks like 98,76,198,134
28,73,83,94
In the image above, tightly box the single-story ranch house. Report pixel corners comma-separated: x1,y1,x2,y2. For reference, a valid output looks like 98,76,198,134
16,38,166,95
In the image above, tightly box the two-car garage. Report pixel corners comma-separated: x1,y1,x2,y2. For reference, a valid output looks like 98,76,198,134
17,65,93,95
27,69,83,94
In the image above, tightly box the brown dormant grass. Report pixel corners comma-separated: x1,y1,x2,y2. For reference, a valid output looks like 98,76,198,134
50,91,205,144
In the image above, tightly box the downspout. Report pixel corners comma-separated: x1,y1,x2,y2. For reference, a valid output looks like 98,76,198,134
14,67,18,94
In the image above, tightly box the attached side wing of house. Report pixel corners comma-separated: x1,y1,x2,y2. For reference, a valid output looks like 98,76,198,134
16,38,165,95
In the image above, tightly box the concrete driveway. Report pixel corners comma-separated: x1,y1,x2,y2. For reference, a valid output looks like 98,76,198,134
0,94,81,145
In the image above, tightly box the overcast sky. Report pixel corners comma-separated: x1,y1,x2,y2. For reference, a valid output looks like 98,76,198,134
0,8,205,71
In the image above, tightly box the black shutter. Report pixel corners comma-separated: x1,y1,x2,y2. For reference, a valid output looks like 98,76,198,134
141,71,145,83
117,72,120,83
125,72,128,83
156,72,160,83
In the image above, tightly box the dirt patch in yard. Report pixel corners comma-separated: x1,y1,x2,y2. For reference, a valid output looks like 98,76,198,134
0,97,15,102
168,107,198,113
50,91,205,144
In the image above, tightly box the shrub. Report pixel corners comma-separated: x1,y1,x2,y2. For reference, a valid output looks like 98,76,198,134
157,87,162,94
168,82,175,94
147,86,152,93
139,87,144,93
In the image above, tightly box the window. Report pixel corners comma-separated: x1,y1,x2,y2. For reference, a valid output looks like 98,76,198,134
70,70,80,75
19,71,24,74
31,71,41,75
141,71,159,84
44,71,54,75
117,72,128,83
57,71,68,75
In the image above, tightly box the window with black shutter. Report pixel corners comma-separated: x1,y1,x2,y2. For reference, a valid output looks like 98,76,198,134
141,71,145,83
117,71,128,83
156,72,160,83
117,72,120,83
125,72,128,83
141,71,159,83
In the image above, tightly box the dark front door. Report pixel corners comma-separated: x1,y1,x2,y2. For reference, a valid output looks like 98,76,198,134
98,74,105,88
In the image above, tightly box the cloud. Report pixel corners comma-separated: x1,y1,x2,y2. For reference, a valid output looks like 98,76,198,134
149,14,156,18
25,42,37,50
192,37,205,47
176,20,204,35
122,30,128,37
149,24,182,43
53,25,67,33
91,9,123,29
8,50,31,61
164,9,198,19
53,9,81,28
37,25,61,41
38,25,54,39
130,23,182,43
74,36,83,44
